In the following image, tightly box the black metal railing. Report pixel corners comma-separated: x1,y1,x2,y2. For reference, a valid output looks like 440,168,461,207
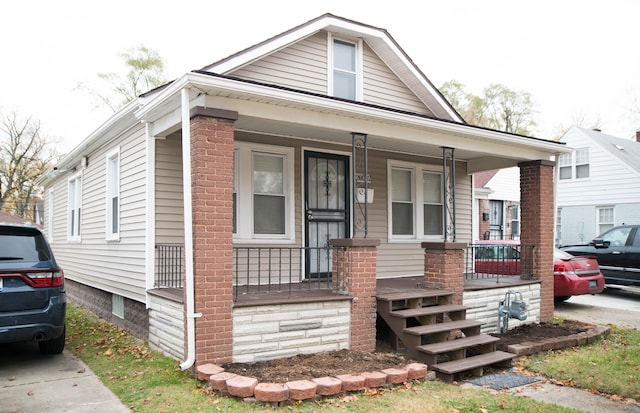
233,246,340,301
464,243,535,281
155,244,184,288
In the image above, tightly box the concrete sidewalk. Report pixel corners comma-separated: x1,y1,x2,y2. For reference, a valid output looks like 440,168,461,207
0,343,129,413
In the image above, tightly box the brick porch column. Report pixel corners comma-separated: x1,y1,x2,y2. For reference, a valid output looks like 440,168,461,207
330,238,380,352
519,160,555,322
422,242,466,305
190,107,238,365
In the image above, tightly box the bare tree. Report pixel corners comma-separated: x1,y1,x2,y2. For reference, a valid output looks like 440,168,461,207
0,112,57,221
77,44,168,112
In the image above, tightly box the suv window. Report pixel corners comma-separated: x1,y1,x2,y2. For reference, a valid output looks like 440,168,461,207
0,227,51,262
600,226,632,247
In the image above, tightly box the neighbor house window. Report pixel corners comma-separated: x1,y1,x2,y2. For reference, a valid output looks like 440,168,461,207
558,153,572,179
575,147,590,178
106,149,120,240
329,35,362,100
556,208,562,246
389,162,444,240
234,142,294,241
597,206,614,235
510,204,520,240
48,188,54,243
67,174,82,241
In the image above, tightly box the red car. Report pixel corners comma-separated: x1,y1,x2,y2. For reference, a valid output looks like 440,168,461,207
473,241,604,301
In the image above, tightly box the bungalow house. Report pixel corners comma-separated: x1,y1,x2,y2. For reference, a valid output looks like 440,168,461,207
39,14,569,378
556,126,640,246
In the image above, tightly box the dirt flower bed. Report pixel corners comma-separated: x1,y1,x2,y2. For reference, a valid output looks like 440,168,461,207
222,320,592,383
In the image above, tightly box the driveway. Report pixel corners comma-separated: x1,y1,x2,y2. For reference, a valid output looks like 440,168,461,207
0,341,129,413
554,286,640,329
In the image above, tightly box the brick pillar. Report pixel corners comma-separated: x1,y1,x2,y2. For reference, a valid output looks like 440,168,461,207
189,107,238,365
518,160,555,322
422,242,466,305
330,238,380,352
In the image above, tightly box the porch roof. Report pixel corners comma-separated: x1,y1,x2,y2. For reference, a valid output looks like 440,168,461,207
136,71,570,173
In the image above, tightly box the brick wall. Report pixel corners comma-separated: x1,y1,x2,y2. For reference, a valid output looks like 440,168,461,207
190,108,237,365
232,300,351,363
422,242,466,304
330,238,379,352
65,279,149,340
519,160,555,322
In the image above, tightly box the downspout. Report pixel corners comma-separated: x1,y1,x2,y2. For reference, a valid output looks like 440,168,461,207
180,87,200,370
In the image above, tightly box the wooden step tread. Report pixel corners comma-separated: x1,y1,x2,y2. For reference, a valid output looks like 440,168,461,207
404,319,483,336
417,334,499,354
389,304,467,319
431,351,515,374
376,290,453,302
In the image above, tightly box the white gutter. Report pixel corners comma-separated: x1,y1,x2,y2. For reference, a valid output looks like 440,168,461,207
179,87,201,370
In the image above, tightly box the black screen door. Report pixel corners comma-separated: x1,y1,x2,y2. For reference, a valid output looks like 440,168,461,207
304,151,349,278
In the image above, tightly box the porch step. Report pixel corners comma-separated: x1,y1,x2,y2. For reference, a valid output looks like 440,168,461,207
376,289,454,302
388,304,467,319
431,351,515,382
404,319,483,336
417,334,499,355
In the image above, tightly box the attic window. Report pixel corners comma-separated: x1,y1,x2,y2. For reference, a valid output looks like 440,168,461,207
329,35,362,101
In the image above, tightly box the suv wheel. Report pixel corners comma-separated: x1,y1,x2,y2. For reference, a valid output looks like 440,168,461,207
38,327,66,355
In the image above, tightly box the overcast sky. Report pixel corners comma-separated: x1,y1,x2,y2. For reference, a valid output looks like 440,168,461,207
2,0,639,154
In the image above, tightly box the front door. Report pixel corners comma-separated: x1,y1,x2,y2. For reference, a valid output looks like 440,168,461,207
304,151,349,278
489,200,504,240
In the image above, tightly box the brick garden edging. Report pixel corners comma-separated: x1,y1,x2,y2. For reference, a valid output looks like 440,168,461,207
197,362,433,404
196,324,611,405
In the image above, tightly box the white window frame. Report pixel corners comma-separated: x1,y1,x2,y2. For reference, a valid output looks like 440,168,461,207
387,161,444,242
67,172,82,241
234,142,294,242
575,147,590,179
596,206,614,235
106,148,120,241
558,153,572,180
327,33,363,101
47,188,54,243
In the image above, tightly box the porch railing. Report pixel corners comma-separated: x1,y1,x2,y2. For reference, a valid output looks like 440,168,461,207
464,243,535,281
155,244,184,288
233,246,340,301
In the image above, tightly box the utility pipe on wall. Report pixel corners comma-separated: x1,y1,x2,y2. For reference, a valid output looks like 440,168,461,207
179,87,201,370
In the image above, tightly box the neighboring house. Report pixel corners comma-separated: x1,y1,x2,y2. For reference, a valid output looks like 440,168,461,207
39,14,568,372
557,126,640,246
473,167,520,241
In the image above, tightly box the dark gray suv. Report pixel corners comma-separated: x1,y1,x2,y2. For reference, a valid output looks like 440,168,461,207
0,223,66,354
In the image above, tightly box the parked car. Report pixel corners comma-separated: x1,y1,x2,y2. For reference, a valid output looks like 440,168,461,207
473,241,605,300
561,224,640,287
0,223,66,354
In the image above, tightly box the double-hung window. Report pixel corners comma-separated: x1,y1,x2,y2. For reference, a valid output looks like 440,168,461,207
67,174,82,241
597,206,614,234
329,35,362,100
233,142,293,241
106,148,120,240
575,147,590,178
389,162,444,240
558,153,572,179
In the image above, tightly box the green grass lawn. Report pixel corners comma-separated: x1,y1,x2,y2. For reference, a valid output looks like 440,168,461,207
66,304,636,412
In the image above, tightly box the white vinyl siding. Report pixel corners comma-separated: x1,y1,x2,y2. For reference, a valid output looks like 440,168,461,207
106,148,120,241
226,31,435,116
155,134,184,244
51,124,148,303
